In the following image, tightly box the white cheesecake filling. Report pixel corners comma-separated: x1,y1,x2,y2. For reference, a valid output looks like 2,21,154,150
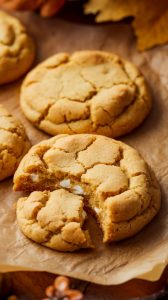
30,174,40,182
73,185,85,195
82,211,87,220
94,207,100,215
60,179,71,189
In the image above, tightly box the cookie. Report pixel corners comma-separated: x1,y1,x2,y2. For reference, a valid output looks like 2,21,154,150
20,51,151,137
14,134,161,251
0,105,30,181
0,11,35,84
17,189,93,252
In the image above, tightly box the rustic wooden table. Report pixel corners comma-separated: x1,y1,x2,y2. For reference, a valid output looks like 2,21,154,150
1,267,168,299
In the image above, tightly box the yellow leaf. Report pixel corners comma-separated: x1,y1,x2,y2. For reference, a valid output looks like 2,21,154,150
84,0,135,22
84,0,168,50
133,0,168,50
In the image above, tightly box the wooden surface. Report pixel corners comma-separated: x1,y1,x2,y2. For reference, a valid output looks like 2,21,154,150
1,267,168,299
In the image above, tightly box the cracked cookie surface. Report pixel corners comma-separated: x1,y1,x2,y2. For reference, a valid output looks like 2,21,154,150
17,189,93,251
0,105,31,181
0,11,35,84
20,50,151,137
14,134,161,251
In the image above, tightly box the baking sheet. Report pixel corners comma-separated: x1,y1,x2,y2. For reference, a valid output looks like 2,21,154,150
0,11,168,285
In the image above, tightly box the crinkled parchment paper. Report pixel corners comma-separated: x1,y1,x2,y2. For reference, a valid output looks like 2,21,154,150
0,12,168,285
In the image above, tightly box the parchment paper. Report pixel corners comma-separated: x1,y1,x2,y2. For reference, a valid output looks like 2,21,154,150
0,11,168,285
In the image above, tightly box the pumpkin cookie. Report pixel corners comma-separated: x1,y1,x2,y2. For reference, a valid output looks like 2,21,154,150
20,50,151,137
0,11,35,84
0,105,30,181
14,134,160,251
17,189,93,252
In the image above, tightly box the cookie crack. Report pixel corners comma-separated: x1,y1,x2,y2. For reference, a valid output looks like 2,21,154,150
44,230,88,247
115,197,155,225
38,90,94,126
60,90,97,103
115,61,150,118
1,32,30,59
79,71,97,92
140,95,151,111
24,80,39,88
61,235,87,247
92,106,114,127
134,189,151,213
80,65,135,90
38,101,55,125
77,143,123,177
0,145,21,159
99,186,129,199
0,126,27,140
45,58,69,70
66,123,76,134
118,60,139,83
25,192,64,238
112,88,139,124
75,137,96,161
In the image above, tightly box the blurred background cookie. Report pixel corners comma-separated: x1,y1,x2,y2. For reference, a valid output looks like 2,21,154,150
0,105,30,181
0,11,35,84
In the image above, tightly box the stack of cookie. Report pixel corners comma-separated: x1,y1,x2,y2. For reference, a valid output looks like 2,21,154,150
0,11,161,252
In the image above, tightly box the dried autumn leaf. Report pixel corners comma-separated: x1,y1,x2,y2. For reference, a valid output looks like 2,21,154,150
84,0,136,22
84,0,168,51
132,0,168,51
